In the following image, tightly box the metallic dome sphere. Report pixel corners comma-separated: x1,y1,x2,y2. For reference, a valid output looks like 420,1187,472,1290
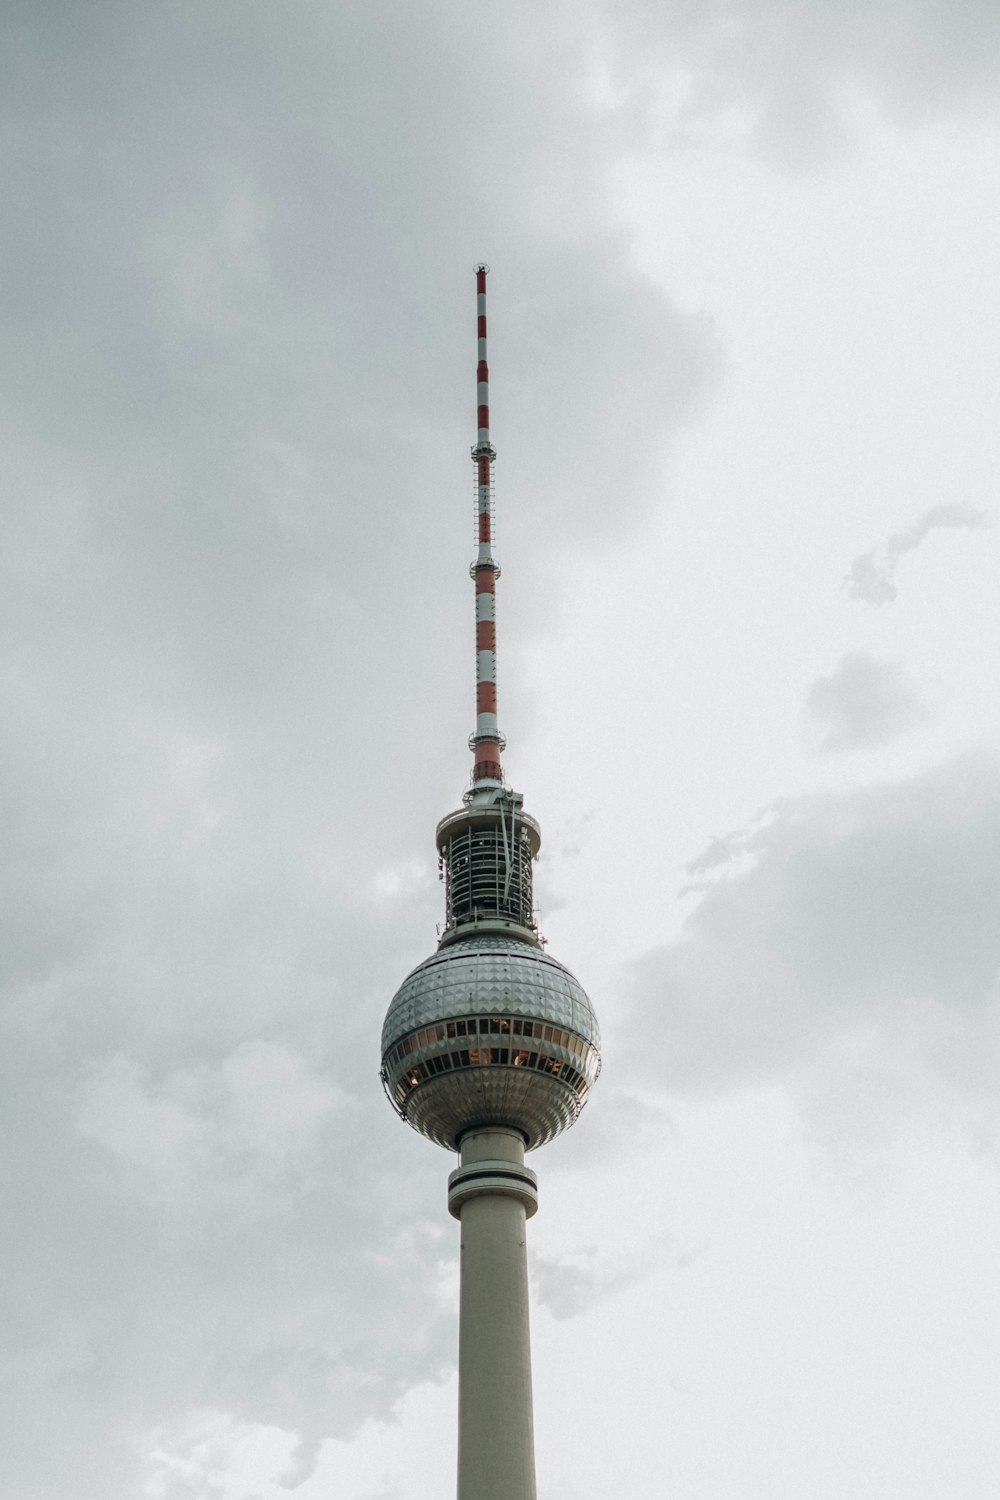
381,935,601,1152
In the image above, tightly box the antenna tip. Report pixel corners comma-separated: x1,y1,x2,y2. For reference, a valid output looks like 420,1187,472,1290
475,262,490,276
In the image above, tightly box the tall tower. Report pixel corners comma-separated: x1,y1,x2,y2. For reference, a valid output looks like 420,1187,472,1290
380,267,601,1500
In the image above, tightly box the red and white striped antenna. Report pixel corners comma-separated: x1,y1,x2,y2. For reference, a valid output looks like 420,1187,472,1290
470,263,505,787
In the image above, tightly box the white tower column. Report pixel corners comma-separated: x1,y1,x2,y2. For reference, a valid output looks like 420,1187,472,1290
448,1127,539,1500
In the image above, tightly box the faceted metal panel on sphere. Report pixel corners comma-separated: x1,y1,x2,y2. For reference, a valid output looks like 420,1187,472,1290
403,1065,584,1152
382,935,601,1052
381,935,602,1151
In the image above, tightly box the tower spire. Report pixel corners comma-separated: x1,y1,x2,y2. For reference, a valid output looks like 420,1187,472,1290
471,263,504,786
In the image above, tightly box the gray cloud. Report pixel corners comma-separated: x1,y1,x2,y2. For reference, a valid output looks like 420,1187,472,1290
625,753,1000,1139
845,503,992,604
552,1086,676,1173
589,0,1000,165
0,5,721,1496
804,651,927,753
6,2,996,1493
532,1237,679,1321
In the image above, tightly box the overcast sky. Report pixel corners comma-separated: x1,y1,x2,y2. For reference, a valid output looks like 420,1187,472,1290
3,4,1000,1497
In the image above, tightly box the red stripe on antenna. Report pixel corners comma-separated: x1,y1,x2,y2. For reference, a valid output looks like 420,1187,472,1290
470,264,503,784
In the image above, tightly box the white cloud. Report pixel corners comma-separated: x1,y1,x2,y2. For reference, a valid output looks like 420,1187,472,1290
803,651,926,753
845,503,991,604
142,1410,301,1500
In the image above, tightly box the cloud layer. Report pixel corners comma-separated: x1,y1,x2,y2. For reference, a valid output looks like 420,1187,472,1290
803,651,926,753
627,753,1000,1139
4,3,999,1496
845,503,991,605
591,0,1000,163
0,6,718,1495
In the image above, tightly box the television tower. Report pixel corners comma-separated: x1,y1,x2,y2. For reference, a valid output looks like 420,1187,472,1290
380,266,601,1500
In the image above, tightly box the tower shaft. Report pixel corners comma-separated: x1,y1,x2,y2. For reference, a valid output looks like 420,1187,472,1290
450,1128,538,1500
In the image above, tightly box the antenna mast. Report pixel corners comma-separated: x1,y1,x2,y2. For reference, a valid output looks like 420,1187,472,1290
470,263,504,786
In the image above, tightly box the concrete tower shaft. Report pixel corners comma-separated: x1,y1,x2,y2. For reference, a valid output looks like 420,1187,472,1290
450,1128,538,1500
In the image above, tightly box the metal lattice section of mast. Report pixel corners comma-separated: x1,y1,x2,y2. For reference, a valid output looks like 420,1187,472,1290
436,796,541,948
441,815,534,928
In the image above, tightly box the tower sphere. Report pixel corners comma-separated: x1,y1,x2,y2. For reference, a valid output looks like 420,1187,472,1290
381,934,601,1151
